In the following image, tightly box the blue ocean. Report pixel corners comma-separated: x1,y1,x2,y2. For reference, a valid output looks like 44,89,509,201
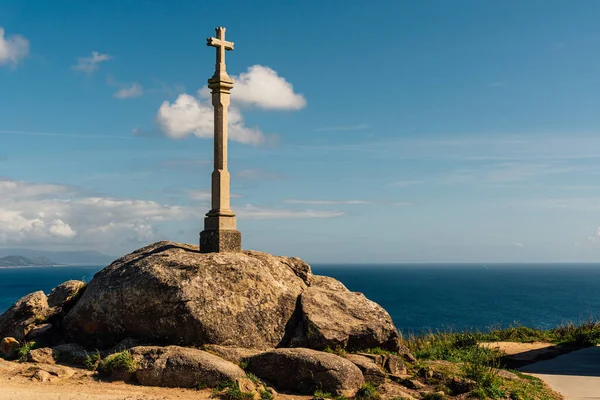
1,264,599,335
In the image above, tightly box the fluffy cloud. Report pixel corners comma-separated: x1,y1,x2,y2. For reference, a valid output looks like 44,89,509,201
156,94,264,145
238,205,344,219
0,27,29,66
0,179,188,247
283,199,370,205
232,65,306,110
72,51,112,74
114,83,143,99
155,65,305,145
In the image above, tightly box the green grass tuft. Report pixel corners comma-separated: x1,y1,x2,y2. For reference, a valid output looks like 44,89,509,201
260,390,273,400
246,372,261,385
323,346,346,356
84,350,101,371
17,341,36,361
101,350,137,374
354,383,380,400
312,390,332,399
211,380,255,400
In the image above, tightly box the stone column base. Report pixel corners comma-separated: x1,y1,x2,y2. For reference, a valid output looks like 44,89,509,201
199,230,242,253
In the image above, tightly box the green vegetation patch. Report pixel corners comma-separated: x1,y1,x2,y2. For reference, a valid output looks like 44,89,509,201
354,383,381,400
323,346,346,357
17,341,37,361
84,350,101,371
313,390,332,400
211,380,255,400
100,350,137,374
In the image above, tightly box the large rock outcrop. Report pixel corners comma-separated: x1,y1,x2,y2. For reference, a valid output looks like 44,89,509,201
62,241,401,352
63,242,309,349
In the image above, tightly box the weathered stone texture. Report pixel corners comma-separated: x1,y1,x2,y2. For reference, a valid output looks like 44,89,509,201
200,229,242,253
27,347,56,364
202,344,262,365
0,291,50,341
343,354,386,384
245,348,364,396
51,343,89,366
301,277,401,351
64,242,308,349
47,280,85,308
130,346,246,388
0,337,20,359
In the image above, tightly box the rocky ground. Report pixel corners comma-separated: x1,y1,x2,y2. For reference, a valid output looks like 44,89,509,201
0,241,568,399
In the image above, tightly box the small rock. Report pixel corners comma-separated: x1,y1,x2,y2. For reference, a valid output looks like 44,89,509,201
202,344,262,365
47,280,85,308
356,352,385,367
31,369,52,383
131,345,246,388
52,343,89,366
418,367,434,379
26,324,53,340
29,364,75,380
384,354,407,375
27,348,56,364
448,376,475,394
399,378,426,390
236,377,260,400
494,369,520,380
396,344,417,363
344,354,386,384
245,348,364,397
0,337,20,359
109,338,144,353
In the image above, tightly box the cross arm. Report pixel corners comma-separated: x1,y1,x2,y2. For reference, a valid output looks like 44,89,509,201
207,37,234,51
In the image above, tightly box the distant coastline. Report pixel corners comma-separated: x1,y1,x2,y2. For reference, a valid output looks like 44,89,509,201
0,263,106,268
0,264,68,269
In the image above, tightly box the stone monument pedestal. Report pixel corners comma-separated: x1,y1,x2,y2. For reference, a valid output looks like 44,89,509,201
199,229,242,253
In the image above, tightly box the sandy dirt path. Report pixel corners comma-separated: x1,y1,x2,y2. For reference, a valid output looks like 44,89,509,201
0,359,310,400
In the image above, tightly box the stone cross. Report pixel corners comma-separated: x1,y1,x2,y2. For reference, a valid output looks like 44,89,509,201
199,27,242,253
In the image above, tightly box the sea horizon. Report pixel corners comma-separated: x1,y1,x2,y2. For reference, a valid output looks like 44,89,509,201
2,262,599,336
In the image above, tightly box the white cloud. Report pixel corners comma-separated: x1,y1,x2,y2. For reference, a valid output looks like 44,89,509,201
156,65,304,145
238,205,344,219
284,199,370,205
156,94,264,145
114,82,143,99
231,65,306,110
72,51,112,74
0,27,29,67
512,242,525,248
0,179,188,247
315,124,369,132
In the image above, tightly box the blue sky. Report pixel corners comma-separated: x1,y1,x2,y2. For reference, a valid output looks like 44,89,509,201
2,0,600,263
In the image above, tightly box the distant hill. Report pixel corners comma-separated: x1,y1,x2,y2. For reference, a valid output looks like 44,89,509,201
0,248,115,266
0,255,57,267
